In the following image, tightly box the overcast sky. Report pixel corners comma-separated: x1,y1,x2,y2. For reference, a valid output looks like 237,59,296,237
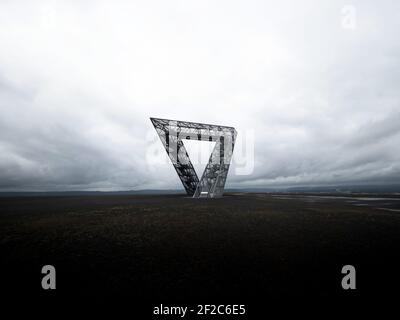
0,0,399,191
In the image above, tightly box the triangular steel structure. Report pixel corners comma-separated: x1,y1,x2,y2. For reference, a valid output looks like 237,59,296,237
151,117,237,198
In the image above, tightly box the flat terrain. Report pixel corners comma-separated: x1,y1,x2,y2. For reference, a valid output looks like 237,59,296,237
1,193,399,304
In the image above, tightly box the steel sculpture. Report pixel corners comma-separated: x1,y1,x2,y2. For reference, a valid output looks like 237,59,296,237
150,117,237,198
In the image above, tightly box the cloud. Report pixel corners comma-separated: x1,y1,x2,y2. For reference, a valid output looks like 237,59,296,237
0,0,399,191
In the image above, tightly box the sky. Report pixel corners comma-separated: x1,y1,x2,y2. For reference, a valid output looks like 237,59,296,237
0,0,399,191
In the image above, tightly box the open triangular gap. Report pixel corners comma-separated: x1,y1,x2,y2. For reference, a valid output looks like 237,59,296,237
182,139,216,180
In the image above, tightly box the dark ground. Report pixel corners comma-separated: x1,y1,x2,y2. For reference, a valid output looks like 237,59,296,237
1,193,399,313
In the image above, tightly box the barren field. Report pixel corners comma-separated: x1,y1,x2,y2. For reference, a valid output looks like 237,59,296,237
1,193,399,304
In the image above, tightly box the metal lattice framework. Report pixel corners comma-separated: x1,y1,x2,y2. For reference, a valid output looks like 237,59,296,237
151,117,237,198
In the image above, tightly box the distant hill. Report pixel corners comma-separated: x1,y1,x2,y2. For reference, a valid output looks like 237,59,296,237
1,184,400,197
233,184,400,194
